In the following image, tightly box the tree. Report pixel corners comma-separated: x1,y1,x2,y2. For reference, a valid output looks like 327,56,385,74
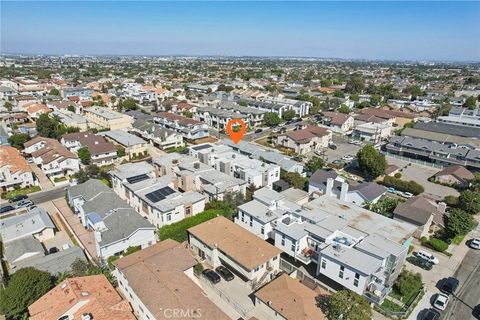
357,144,387,179
67,105,76,113
464,96,477,110
4,101,13,111
338,104,351,114
263,112,282,127
333,91,345,98
282,109,296,121
77,147,91,165
404,85,424,99
49,88,60,96
121,98,137,110
446,208,476,238
320,79,332,87
0,267,52,319
458,189,480,214
306,156,325,173
238,100,247,107
116,145,126,157
345,76,365,94
281,170,308,190
135,77,145,84
36,113,58,138
394,269,423,300
369,197,401,217
7,133,30,149
327,290,372,320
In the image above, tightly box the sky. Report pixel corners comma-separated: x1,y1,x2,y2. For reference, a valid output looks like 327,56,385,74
1,1,480,61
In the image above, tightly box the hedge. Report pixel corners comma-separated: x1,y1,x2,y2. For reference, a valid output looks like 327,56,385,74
382,176,425,195
159,209,230,243
421,237,449,252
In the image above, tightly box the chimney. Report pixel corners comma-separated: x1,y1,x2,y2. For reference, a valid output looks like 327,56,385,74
340,182,349,201
325,178,334,197
438,202,447,213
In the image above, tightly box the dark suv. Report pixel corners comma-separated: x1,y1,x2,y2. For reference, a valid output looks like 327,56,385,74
441,277,459,295
8,194,28,203
216,266,234,281
202,269,221,284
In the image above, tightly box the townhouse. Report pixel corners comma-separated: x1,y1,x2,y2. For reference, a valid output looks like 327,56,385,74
153,111,209,140
153,153,247,201
61,131,118,166
258,96,311,117
99,130,148,159
308,169,387,205
61,86,94,100
272,125,332,155
0,146,35,191
194,105,250,130
84,106,134,130
437,107,480,128
189,143,280,188
220,139,305,174
29,275,135,320
130,118,183,150
322,111,354,134
210,101,266,128
188,216,282,289
245,99,290,118
24,136,80,180
234,188,416,303
109,162,206,228
51,109,88,130
386,135,480,170
113,239,229,320
66,179,157,261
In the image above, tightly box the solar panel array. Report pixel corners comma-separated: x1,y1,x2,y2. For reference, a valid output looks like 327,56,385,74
192,144,212,151
145,186,176,203
126,174,150,184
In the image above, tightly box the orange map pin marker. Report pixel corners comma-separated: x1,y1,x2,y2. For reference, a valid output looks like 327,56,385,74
226,118,246,144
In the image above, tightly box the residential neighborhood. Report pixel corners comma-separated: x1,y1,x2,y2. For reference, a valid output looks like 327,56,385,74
0,2,479,320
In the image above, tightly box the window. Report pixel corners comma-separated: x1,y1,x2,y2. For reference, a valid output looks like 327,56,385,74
354,273,360,287
281,235,285,246
249,216,253,227
339,266,344,279
321,259,326,269
186,207,191,215
166,213,172,221
261,226,264,234
291,242,296,252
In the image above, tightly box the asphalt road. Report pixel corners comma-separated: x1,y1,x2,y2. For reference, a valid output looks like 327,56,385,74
444,244,480,320
0,187,65,209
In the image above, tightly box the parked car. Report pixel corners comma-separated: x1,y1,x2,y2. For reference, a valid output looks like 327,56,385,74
215,266,234,281
469,238,480,250
403,192,414,198
202,269,221,284
441,277,459,295
342,155,354,161
292,156,303,162
433,293,449,311
49,247,59,254
328,143,337,150
0,205,15,214
407,256,433,270
387,187,396,193
15,200,34,209
422,308,441,320
415,250,439,264
254,128,263,134
8,194,28,203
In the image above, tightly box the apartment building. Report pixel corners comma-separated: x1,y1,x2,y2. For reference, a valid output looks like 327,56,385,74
61,131,118,166
206,101,266,128
220,139,305,174
437,107,480,128
194,106,250,130
153,111,209,140
386,135,480,170
67,179,157,261
29,275,135,320
130,118,183,150
189,143,280,188
188,216,282,289
258,96,311,117
84,106,134,130
99,130,148,158
113,240,229,320
109,162,206,228
234,188,416,303
272,125,332,155
0,146,35,191
153,153,247,201
24,136,80,180
61,86,94,99
51,109,88,130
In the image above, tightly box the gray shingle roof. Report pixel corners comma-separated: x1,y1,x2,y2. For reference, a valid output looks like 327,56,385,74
0,208,55,243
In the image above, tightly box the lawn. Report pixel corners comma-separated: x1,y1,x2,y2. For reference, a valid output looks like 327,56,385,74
380,299,404,313
159,208,232,242
1,186,41,200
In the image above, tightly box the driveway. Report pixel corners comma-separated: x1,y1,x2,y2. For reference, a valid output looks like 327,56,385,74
385,155,459,201
323,135,362,162
29,162,54,190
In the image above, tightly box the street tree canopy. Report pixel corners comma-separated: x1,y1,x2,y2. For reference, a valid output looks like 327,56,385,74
356,144,387,179
326,290,372,320
263,112,282,126
345,76,365,94
446,208,476,238
282,109,296,121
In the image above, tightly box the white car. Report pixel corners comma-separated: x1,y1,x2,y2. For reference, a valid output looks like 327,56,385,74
342,155,354,161
403,192,414,198
470,238,480,250
433,293,449,310
416,250,440,264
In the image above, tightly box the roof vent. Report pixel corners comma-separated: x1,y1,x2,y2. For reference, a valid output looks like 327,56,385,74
80,291,90,297
81,313,92,320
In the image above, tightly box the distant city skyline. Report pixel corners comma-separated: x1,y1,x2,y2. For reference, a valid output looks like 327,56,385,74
2,1,479,61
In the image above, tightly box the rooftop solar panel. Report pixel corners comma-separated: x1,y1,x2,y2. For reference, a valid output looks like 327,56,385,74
145,186,176,203
126,174,150,184
192,144,212,151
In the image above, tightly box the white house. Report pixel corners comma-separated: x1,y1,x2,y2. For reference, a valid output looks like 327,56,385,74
0,146,35,191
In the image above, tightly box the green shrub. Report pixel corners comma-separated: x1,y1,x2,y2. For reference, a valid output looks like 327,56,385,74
194,263,204,275
394,172,402,179
444,195,459,206
428,238,449,252
382,176,424,195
